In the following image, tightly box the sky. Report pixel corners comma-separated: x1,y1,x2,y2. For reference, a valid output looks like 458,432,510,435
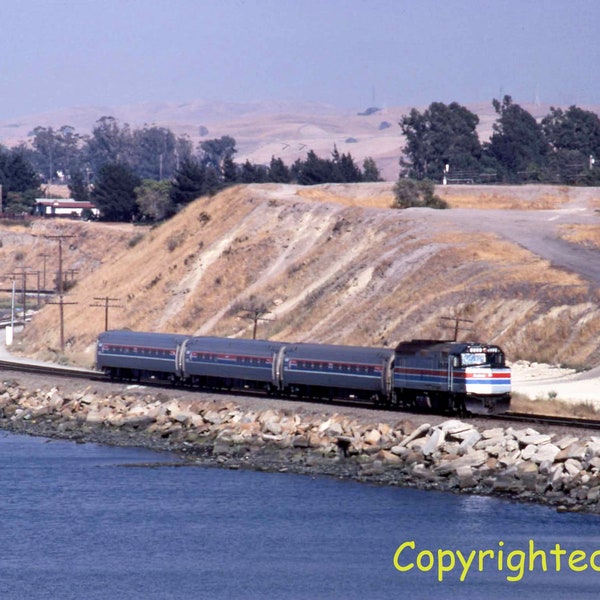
1,0,598,122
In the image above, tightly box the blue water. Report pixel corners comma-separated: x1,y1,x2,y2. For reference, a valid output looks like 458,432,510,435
1,431,600,600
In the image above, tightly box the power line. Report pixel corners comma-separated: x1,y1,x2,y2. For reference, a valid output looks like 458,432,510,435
440,315,474,342
239,306,274,340
47,294,78,352
90,296,122,331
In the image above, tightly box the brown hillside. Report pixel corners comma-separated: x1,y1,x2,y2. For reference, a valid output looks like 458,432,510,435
3,183,600,370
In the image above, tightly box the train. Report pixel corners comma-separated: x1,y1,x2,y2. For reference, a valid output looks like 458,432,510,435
96,330,511,415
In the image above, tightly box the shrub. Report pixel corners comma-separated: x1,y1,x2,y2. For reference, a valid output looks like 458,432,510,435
128,232,144,248
392,178,448,209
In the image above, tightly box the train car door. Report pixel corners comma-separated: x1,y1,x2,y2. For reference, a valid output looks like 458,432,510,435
273,346,287,390
175,338,188,379
447,353,455,392
382,353,395,402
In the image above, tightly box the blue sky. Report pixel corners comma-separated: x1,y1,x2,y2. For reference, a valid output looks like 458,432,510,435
1,0,598,121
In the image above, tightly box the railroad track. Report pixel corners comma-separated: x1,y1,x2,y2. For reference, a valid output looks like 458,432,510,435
488,411,600,431
2,357,599,430
0,359,104,381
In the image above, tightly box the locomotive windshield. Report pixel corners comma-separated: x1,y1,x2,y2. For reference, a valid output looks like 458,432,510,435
460,348,505,367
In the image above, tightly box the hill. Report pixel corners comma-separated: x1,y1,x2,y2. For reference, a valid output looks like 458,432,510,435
3,183,599,383
3,100,599,181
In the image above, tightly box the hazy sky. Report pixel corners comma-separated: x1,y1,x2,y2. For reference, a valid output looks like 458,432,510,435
1,0,598,121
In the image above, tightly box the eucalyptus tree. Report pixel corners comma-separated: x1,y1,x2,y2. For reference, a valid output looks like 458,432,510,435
399,102,482,180
485,95,549,182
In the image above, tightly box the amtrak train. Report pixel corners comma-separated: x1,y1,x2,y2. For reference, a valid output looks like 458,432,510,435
96,330,511,415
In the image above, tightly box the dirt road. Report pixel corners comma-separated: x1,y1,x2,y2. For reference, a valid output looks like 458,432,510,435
431,186,600,287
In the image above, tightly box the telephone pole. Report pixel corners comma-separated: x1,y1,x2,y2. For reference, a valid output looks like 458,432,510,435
440,315,474,341
12,266,30,323
44,234,75,293
90,296,122,331
240,306,273,339
40,253,50,289
47,295,78,352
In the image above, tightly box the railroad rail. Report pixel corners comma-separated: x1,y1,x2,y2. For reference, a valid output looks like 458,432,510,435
0,359,103,381
1,357,599,430
486,411,600,431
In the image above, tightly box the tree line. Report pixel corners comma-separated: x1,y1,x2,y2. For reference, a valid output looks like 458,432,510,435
2,96,599,221
399,96,600,185
0,115,381,220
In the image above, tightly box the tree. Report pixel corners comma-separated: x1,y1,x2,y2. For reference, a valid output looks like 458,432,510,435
86,116,133,176
135,179,173,222
332,146,362,182
91,163,141,222
198,135,237,172
222,155,239,183
292,150,334,184
542,106,600,156
399,102,483,180
30,126,61,182
362,157,382,182
28,125,85,183
170,158,222,206
0,146,42,213
485,95,549,182
68,170,90,203
239,160,268,183
131,126,178,180
392,178,448,209
541,106,600,184
268,156,291,183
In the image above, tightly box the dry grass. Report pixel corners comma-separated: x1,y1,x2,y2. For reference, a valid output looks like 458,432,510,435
436,184,571,209
559,224,600,250
296,183,395,208
511,392,600,419
3,183,599,375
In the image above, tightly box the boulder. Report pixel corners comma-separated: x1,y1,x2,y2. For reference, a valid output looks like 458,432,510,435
564,459,583,478
422,428,445,456
530,444,560,464
481,427,504,439
364,429,381,445
520,434,552,446
455,465,476,488
398,423,431,447
458,430,481,454
434,449,488,475
439,419,474,436
587,486,600,502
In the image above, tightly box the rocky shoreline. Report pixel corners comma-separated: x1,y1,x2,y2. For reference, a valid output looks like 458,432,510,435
2,378,600,515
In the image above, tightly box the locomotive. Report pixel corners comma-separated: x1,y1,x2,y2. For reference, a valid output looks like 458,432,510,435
96,330,511,415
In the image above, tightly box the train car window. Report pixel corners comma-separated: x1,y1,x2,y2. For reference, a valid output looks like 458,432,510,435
460,352,487,366
488,352,505,366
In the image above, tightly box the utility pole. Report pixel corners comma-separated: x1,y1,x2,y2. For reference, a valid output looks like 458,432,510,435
47,295,78,352
44,234,75,293
90,296,122,331
240,306,273,340
12,266,30,323
440,315,474,341
40,253,50,289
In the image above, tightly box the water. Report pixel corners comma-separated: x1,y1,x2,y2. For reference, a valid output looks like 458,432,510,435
1,431,600,600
